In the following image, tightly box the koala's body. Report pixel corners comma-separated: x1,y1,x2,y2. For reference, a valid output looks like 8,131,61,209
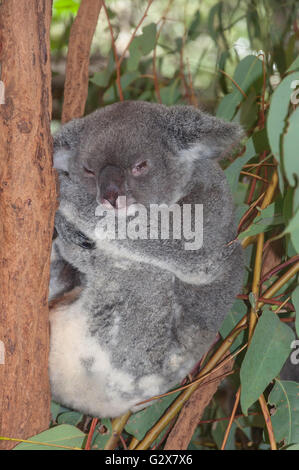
49,101,244,418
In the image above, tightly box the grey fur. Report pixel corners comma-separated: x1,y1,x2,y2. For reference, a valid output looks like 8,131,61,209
49,101,244,418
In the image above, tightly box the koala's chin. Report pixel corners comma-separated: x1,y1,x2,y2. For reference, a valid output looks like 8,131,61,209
49,100,244,418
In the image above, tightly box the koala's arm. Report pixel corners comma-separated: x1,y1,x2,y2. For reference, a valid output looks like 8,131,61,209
49,237,83,301
172,241,244,348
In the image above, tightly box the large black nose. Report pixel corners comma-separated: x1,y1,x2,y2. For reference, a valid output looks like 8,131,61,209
102,184,119,207
98,165,125,208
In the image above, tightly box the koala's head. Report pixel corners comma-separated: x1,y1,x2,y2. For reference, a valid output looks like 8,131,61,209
53,101,242,209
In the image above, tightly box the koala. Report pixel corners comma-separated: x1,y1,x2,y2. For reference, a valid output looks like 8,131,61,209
49,101,244,418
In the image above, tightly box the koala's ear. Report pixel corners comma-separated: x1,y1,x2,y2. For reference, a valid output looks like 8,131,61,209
53,118,85,171
167,105,243,160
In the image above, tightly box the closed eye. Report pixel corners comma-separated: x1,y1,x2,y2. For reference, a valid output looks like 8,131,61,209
132,160,149,176
83,165,95,177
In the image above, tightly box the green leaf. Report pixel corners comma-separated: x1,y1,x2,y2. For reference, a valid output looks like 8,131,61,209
283,105,299,186
90,69,111,88
267,71,299,192
220,299,247,351
160,78,181,105
125,392,180,441
53,0,80,14
287,55,299,72
238,203,284,240
127,23,156,72
211,408,237,450
233,55,263,96
103,72,139,101
91,418,113,450
208,2,223,43
253,128,270,153
57,411,83,426
127,44,142,72
217,55,263,121
139,23,157,55
13,424,85,450
224,137,256,193
236,89,259,131
51,401,62,422
283,187,295,224
240,309,295,414
268,380,299,446
294,186,299,212
120,71,139,90
287,444,299,450
292,285,299,337
187,11,201,41
216,93,239,121
283,209,299,254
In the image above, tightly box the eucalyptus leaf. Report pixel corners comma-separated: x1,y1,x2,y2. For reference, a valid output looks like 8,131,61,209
217,55,263,121
240,309,295,414
283,209,299,254
224,137,256,193
287,55,299,72
91,418,113,450
220,299,247,352
57,411,83,426
283,105,299,186
268,379,299,446
13,424,85,450
125,392,180,440
292,285,299,337
267,71,299,193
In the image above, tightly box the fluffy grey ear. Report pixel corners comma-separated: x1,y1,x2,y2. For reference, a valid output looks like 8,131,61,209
53,118,85,171
167,105,243,160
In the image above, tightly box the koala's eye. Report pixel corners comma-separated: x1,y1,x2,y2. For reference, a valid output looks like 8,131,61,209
83,165,95,177
132,160,149,177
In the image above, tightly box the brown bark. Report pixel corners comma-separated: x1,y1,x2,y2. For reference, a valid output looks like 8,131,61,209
61,0,102,124
164,355,234,450
0,0,56,449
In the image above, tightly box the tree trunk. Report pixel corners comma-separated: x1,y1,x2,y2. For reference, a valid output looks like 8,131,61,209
62,0,102,124
0,0,56,449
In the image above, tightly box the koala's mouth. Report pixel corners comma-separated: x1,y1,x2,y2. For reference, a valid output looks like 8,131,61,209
99,195,137,213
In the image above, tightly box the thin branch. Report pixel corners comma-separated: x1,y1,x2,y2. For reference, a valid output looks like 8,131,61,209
84,417,98,450
245,170,279,448
240,171,268,183
241,170,278,251
260,255,299,285
237,294,294,312
221,387,241,450
118,0,155,66
135,343,246,406
259,395,277,450
257,53,267,129
104,411,131,450
186,58,198,106
257,261,299,309
237,191,265,234
219,69,248,98
153,0,175,103
101,1,123,101
199,412,259,425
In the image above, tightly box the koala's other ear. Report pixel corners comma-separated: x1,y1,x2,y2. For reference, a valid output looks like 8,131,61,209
53,118,85,171
167,105,244,160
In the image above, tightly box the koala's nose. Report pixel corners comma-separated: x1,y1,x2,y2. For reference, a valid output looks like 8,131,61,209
98,164,125,208
102,184,119,208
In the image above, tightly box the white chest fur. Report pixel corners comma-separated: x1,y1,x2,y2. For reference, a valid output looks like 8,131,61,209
49,299,166,417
